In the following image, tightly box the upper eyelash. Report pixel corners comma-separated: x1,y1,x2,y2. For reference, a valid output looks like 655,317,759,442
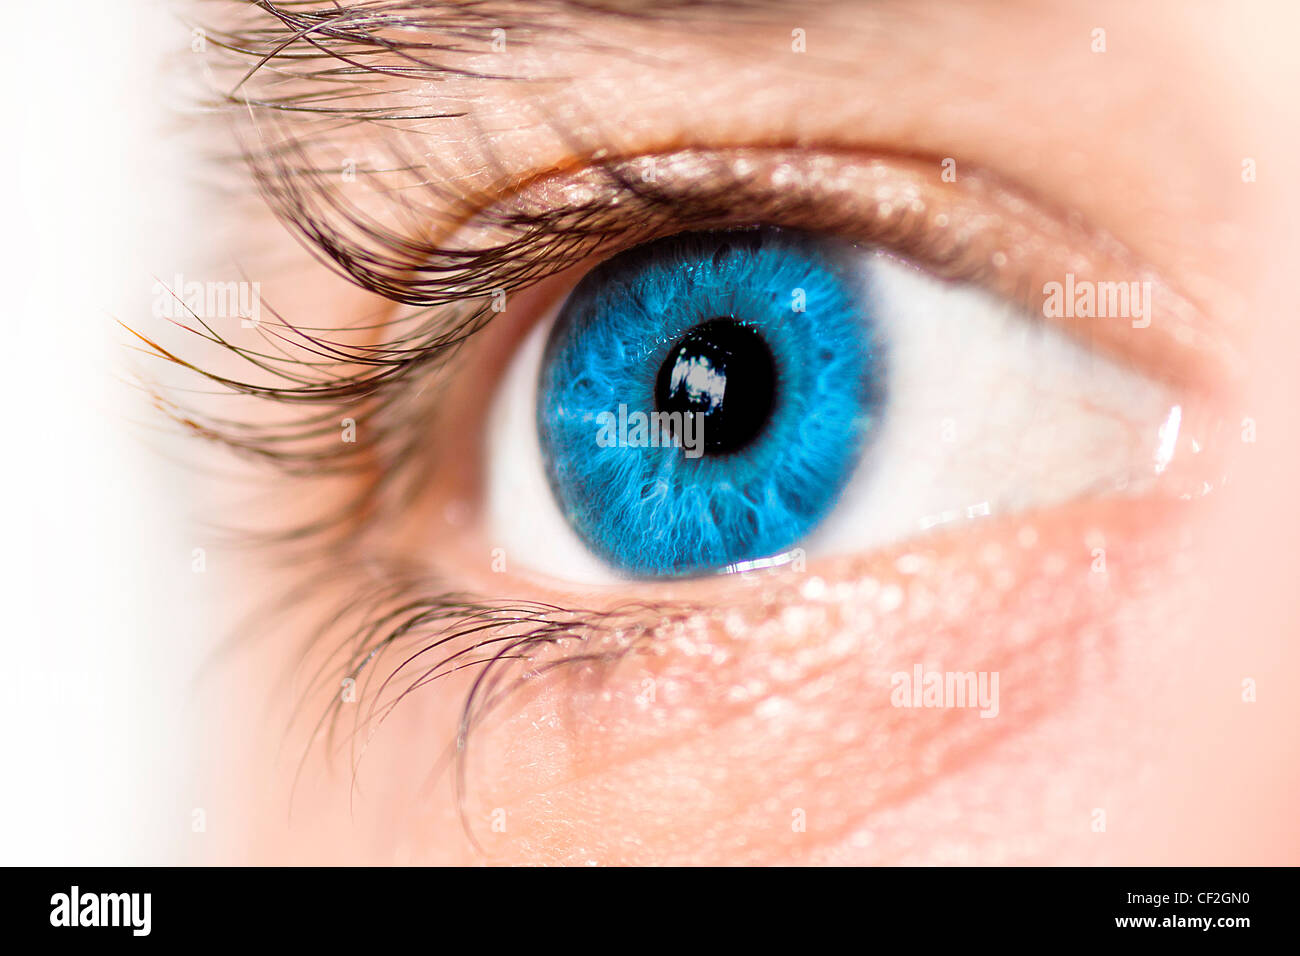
181,0,1218,472
144,137,1025,408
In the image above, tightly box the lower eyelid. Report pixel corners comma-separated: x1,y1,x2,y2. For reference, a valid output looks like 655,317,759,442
437,492,1203,863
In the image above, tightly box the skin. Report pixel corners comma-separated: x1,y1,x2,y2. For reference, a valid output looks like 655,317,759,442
190,0,1300,864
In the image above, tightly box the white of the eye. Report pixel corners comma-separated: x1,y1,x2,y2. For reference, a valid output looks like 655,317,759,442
484,250,1177,583
485,303,623,585
802,251,1174,557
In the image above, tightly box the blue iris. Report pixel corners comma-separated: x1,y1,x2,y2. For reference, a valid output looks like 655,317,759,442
537,227,883,577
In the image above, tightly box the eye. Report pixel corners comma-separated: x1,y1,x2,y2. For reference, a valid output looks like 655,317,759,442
486,224,1183,584
535,227,880,577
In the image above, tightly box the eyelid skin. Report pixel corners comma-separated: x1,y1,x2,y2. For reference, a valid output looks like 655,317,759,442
213,0,1256,380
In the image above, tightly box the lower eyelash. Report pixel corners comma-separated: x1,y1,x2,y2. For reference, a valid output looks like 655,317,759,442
279,559,698,822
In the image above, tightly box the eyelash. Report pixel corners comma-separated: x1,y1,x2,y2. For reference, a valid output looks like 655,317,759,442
279,556,705,823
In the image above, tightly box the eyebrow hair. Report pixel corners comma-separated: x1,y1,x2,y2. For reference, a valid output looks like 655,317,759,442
206,0,803,100
195,0,819,307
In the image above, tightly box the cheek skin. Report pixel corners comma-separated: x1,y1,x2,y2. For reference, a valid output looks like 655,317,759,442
444,494,1211,865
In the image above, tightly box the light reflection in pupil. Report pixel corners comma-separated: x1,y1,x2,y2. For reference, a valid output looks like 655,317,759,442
670,355,727,412
655,318,776,455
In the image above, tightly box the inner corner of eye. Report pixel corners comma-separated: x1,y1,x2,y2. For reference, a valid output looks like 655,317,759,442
481,226,1179,586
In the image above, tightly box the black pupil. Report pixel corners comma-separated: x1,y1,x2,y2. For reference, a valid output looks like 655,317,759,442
654,318,776,455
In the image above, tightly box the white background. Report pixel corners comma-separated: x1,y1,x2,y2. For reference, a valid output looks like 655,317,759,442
0,0,208,864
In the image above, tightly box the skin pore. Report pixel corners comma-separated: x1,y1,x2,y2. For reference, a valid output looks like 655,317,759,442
185,0,1300,865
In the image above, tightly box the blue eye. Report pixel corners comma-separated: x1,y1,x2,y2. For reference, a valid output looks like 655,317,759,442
536,227,884,577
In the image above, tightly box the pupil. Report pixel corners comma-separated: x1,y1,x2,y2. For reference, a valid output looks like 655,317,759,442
654,318,776,455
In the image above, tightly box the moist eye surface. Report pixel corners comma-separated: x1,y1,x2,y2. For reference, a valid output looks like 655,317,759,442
536,227,884,577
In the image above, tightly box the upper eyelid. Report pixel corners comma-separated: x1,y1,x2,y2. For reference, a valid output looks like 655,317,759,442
357,144,1238,391
210,1,1244,395
212,6,1240,394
